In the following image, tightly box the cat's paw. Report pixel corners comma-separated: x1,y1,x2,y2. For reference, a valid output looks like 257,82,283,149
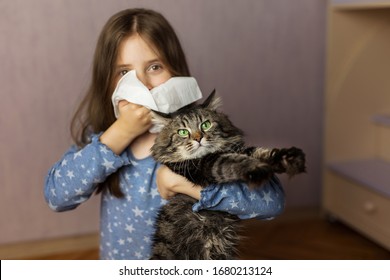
244,163,273,186
269,147,306,176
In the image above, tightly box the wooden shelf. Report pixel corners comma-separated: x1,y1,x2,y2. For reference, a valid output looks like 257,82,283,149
328,158,390,197
324,2,390,250
332,1,390,10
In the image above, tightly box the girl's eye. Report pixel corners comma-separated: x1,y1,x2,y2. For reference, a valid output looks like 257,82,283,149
119,70,129,76
148,64,163,72
201,120,212,131
178,129,189,137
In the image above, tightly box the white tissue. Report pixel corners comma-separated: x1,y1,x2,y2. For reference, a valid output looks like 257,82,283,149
112,70,157,117
111,70,203,132
112,70,203,116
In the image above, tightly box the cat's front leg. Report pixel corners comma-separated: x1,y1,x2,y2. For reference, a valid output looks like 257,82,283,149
209,153,274,186
268,147,306,177
245,146,306,177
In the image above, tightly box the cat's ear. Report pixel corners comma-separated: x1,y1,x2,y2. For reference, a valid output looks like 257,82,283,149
151,110,171,131
203,89,222,111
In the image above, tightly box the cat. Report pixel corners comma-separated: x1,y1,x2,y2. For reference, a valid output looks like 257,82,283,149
149,90,306,259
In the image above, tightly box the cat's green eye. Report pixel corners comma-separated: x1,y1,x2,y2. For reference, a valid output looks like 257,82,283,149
178,129,189,137
201,120,212,131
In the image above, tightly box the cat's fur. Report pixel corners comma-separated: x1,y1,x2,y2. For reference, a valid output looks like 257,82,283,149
150,91,306,259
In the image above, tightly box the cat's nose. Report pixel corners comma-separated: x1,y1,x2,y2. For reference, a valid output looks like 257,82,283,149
193,132,202,143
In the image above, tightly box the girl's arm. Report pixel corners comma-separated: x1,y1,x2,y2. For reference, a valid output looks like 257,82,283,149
44,134,130,212
156,165,201,200
156,166,285,219
192,177,285,219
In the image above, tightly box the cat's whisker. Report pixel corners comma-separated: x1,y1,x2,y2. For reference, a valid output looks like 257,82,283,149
189,158,199,170
184,161,195,182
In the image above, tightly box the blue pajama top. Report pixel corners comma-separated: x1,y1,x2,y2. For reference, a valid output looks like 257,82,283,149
44,133,285,259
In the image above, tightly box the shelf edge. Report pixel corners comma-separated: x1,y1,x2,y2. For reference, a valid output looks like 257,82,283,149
327,158,390,198
332,2,390,10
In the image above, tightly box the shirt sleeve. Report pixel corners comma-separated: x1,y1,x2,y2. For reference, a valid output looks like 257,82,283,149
44,133,130,212
192,176,285,220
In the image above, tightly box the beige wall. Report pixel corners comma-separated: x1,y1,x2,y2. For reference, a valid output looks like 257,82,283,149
0,0,326,244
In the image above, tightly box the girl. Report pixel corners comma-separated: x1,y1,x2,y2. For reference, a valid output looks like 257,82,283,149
44,8,285,260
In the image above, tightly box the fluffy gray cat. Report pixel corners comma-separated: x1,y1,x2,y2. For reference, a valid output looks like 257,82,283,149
150,91,306,259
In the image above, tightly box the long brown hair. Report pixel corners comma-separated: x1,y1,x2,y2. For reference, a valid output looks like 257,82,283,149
70,8,190,197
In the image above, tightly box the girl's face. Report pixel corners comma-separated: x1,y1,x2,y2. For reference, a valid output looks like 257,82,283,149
115,34,172,90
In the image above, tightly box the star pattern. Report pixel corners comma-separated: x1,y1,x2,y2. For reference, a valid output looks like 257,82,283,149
125,224,135,233
102,158,115,170
230,200,239,208
45,134,285,260
66,170,74,179
262,190,274,205
132,206,144,217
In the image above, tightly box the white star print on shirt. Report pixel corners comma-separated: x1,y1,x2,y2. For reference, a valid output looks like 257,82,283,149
54,170,62,179
138,186,146,194
73,150,82,160
48,200,58,211
74,197,87,204
262,190,274,205
125,224,135,233
66,170,75,179
102,158,115,170
150,188,159,199
249,192,257,201
100,146,109,154
130,160,139,166
132,206,144,217
75,188,84,195
249,212,258,218
230,201,239,208
145,218,154,226
143,236,151,243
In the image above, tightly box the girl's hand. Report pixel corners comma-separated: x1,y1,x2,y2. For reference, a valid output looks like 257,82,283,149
117,100,152,137
99,101,152,155
156,165,201,200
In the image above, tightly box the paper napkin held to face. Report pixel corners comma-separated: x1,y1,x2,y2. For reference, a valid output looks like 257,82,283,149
111,70,202,132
